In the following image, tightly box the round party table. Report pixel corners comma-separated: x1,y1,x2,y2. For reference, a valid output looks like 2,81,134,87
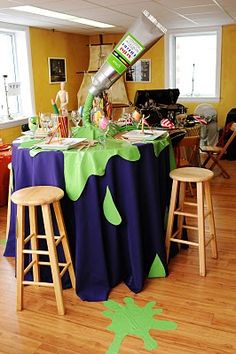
4,136,174,301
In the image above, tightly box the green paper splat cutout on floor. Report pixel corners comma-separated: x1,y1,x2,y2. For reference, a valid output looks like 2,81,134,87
103,186,122,226
103,297,177,354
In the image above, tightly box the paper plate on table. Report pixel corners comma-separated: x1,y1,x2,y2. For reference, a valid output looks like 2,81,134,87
22,130,33,136
22,130,48,138
122,129,167,141
36,138,87,150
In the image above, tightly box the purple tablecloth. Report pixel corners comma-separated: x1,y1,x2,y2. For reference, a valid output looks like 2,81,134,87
4,143,172,301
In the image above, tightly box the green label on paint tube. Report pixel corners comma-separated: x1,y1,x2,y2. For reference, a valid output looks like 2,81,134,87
107,53,127,75
106,32,145,75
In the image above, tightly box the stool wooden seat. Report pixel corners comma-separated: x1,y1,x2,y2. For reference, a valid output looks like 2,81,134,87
11,186,75,315
165,167,218,276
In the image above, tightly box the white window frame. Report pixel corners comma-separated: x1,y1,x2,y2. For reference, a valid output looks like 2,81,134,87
165,26,222,102
0,22,35,119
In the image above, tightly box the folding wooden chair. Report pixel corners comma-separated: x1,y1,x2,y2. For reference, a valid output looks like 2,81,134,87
175,135,201,196
176,135,201,168
200,122,236,178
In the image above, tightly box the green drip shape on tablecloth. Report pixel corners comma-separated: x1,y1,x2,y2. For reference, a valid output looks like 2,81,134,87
103,186,122,226
103,297,177,354
151,134,176,170
148,254,166,278
64,138,140,201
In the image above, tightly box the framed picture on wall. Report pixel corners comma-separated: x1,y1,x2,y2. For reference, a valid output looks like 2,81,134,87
125,59,151,82
48,57,67,83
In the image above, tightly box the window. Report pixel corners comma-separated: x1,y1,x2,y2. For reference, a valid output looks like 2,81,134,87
0,23,35,119
165,27,221,101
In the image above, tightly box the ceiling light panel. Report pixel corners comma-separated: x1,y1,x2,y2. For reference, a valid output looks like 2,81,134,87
28,0,100,11
11,5,115,27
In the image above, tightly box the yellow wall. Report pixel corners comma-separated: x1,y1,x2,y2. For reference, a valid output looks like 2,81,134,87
126,38,165,103
30,28,89,113
217,25,236,125
0,126,22,144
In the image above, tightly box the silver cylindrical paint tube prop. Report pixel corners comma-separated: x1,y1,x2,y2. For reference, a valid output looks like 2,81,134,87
89,10,167,97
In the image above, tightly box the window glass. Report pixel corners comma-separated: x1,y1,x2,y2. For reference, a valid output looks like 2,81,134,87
0,25,34,119
0,32,19,116
166,28,221,101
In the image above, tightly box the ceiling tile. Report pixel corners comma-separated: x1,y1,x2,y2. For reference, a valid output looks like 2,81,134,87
156,0,214,7
0,0,21,8
177,4,222,15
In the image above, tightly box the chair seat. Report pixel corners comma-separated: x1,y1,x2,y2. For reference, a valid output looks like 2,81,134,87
170,167,214,182
200,146,222,153
11,186,64,206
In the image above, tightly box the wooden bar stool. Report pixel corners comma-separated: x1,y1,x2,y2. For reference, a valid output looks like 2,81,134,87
165,167,218,276
11,186,76,315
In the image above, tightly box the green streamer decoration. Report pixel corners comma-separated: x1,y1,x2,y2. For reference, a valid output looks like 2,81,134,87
51,99,59,114
103,186,122,225
72,91,110,140
103,297,177,354
82,92,94,126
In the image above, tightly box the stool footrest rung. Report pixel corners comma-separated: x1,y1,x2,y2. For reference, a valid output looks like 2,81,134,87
174,209,211,220
24,260,36,275
23,249,49,255
23,280,54,287
182,224,198,231
36,235,60,240
170,238,199,247
55,234,65,246
24,233,35,245
38,261,50,266
60,262,71,278
205,235,214,247
184,201,197,207
171,229,181,239
38,261,68,268
174,210,198,218
24,234,60,243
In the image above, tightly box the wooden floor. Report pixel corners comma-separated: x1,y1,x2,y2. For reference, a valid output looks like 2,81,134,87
0,161,236,354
